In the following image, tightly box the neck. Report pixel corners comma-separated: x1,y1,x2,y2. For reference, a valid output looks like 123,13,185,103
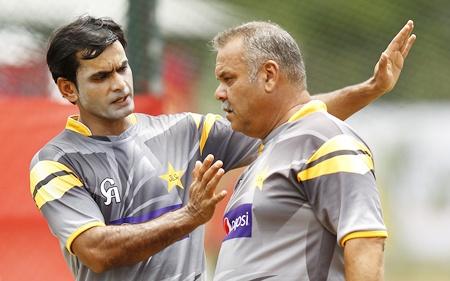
78,114,132,136
261,88,311,139
282,89,312,122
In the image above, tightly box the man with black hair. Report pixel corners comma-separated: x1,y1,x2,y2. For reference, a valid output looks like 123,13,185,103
30,15,414,280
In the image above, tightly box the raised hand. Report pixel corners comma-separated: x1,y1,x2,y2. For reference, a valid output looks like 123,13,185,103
185,154,226,224
372,20,416,93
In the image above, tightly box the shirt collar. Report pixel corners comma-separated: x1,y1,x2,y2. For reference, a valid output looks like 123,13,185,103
261,100,328,146
65,114,137,136
287,100,327,123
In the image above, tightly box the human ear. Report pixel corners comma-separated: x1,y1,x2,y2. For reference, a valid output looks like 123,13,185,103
56,78,78,104
262,60,279,93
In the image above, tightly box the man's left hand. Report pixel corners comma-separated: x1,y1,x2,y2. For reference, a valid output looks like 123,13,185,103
371,20,416,94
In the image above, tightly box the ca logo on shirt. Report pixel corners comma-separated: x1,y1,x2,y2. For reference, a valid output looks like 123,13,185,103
100,178,121,205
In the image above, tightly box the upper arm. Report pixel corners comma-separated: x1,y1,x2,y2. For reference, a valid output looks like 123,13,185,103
190,113,260,170
344,237,386,281
297,134,387,245
30,157,105,255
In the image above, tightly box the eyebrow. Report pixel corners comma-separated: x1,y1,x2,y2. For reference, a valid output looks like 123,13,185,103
90,60,128,79
215,69,229,80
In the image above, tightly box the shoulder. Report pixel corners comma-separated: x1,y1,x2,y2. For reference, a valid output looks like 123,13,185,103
134,112,208,129
288,111,366,144
30,131,72,167
295,111,346,136
273,112,371,163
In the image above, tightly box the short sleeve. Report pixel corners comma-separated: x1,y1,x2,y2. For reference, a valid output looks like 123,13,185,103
297,134,387,247
30,157,105,254
189,113,260,170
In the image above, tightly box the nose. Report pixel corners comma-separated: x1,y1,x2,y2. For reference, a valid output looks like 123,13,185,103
215,83,227,101
111,72,127,92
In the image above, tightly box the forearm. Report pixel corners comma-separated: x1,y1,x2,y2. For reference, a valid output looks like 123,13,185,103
72,206,199,272
314,77,383,120
72,155,225,273
344,237,386,281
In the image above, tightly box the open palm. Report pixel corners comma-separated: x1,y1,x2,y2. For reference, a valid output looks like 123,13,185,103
373,20,416,93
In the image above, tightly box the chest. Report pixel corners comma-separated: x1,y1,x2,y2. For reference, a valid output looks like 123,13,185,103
67,137,197,223
225,152,308,231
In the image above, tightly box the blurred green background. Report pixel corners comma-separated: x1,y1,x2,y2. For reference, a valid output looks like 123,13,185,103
0,1,449,280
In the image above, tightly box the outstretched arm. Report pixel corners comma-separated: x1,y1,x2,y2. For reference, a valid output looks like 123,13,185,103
316,20,416,120
72,155,226,273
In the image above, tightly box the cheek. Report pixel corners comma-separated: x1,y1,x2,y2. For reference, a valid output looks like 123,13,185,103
78,84,106,106
126,69,134,86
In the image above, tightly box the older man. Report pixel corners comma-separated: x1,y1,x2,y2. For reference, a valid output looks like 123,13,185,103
212,21,414,281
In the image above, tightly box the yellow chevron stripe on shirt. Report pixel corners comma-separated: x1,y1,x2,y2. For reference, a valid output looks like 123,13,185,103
297,153,374,181
30,160,83,209
340,230,388,247
307,134,372,164
34,173,83,209
30,160,77,195
199,114,222,155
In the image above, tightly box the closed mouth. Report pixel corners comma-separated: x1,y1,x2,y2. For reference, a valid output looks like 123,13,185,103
222,101,233,113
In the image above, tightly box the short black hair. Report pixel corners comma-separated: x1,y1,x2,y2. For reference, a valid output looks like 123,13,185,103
46,15,127,84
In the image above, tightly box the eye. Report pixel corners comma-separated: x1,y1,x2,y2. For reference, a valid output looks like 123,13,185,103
91,73,108,81
223,76,234,85
117,65,128,73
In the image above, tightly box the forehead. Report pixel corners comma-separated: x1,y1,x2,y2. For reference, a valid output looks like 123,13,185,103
77,41,127,74
215,38,247,74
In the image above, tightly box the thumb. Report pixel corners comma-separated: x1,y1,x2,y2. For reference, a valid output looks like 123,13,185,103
211,190,228,205
378,52,388,72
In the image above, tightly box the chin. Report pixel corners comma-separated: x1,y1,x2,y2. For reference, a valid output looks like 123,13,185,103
108,107,134,120
121,102,135,116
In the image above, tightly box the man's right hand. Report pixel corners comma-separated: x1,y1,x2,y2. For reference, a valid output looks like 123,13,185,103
71,154,227,272
185,154,227,225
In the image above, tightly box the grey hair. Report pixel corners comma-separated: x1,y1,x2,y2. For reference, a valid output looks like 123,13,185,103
212,21,306,88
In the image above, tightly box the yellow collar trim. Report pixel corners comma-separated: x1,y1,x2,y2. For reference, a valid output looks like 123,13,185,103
128,113,138,125
65,114,137,136
66,115,92,136
287,100,327,123
258,143,265,155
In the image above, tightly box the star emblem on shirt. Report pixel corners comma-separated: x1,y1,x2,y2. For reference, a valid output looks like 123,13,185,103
159,163,185,192
254,168,268,191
